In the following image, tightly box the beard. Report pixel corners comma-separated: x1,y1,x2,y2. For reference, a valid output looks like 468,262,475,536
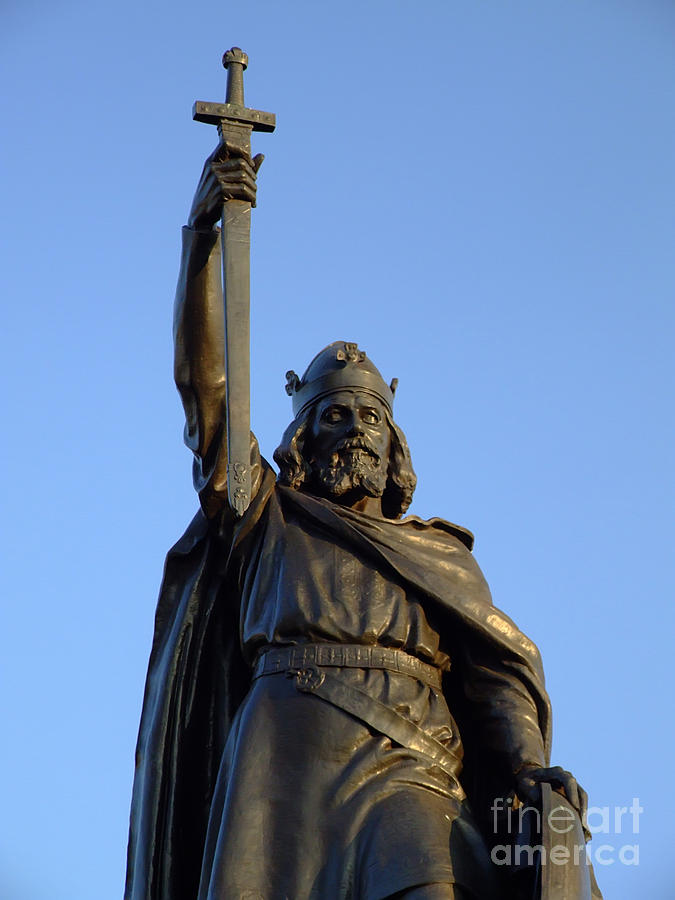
308,438,388,500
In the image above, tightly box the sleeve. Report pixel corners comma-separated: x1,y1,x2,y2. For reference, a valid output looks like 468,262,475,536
459,643,549,780
173,226,262,518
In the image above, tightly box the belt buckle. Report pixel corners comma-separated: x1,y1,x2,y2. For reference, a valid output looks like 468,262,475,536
286,664,325,693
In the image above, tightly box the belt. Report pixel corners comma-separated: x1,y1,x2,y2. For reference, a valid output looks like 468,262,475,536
252,642,443,689
252,643,460,783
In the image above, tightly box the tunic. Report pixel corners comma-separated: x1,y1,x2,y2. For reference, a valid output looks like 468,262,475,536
198,497,498,900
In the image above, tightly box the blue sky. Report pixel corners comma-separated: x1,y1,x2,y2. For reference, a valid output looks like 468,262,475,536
2,1,673,897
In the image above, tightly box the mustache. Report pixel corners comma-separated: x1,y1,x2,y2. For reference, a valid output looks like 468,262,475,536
334,437,379,456
329,438,382,466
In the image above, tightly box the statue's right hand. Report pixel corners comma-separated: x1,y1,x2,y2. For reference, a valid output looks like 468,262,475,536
187,144,264,231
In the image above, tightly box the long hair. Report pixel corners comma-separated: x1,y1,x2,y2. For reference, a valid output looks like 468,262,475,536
273,406,417,519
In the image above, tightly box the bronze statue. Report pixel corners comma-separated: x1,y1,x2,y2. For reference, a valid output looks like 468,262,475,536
126,51,602,900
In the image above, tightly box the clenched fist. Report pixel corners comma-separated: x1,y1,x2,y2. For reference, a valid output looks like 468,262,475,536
187,143,264,232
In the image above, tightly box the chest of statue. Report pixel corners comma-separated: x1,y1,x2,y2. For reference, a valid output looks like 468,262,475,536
237,505,449,668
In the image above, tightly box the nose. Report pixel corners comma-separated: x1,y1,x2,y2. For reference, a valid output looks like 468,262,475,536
345,409,364,434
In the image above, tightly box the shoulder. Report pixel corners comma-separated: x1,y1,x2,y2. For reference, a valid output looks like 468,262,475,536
393,513,475,551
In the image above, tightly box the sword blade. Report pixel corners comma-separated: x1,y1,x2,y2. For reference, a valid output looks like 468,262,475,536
222,198,252,516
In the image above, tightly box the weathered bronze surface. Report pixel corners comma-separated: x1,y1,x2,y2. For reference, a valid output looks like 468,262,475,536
126,50,602,900
193,48,276,516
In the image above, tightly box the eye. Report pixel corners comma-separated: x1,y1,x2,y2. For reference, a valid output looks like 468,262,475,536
361,409,381,425
321,406,345,424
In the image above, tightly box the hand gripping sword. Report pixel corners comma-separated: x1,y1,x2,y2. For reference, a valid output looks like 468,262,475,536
193,48,276,516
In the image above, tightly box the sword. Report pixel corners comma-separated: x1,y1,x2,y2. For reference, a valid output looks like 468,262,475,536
193,48,276,516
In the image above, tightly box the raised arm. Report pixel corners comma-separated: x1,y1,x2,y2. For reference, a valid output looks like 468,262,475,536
173,145,263,517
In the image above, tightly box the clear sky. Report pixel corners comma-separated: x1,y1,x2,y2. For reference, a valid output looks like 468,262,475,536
2,1,673,898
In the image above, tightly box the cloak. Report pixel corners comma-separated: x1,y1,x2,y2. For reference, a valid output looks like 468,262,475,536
125,464,552,900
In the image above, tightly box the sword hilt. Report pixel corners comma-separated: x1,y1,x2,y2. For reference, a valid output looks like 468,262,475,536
193,47,275,134
223,47,247,106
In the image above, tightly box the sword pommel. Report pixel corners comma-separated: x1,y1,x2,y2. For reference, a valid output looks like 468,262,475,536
223,47,248,106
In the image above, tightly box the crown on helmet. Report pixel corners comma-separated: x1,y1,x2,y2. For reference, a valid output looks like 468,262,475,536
285,341,398,419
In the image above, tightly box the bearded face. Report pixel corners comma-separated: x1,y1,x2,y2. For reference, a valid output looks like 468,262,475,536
310,434,389,499
305,391,392,503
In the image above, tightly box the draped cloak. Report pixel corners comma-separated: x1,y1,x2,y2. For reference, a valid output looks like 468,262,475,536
125,462,553,900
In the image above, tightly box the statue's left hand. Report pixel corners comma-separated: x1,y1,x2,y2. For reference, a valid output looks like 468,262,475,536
516,765,588,821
